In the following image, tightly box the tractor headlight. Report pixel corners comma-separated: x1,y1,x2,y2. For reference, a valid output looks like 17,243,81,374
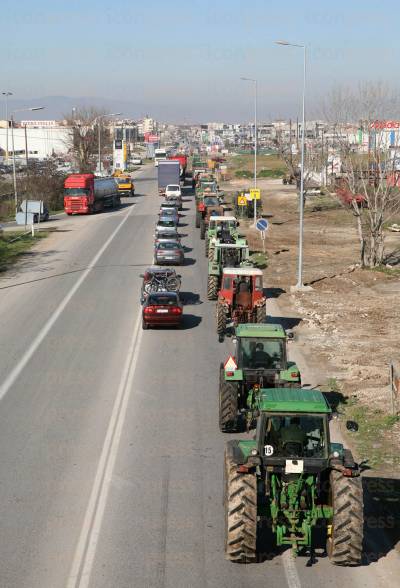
332,451,340,458
251,449,258,456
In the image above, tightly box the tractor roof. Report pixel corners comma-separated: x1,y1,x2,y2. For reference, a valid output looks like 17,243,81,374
236,323,285,338
223,267,262,276
209,216,237,222
258,388,331,414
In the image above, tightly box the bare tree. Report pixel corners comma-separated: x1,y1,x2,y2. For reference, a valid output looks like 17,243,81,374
323,82,400,267
63,107,112,173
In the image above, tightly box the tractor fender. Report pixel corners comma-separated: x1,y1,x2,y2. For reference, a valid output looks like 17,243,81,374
225,440,246,465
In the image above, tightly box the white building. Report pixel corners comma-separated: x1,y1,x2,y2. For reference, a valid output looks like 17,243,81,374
0,121,70,160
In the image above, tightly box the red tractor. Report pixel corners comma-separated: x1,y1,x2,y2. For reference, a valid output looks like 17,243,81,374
216,267,267,341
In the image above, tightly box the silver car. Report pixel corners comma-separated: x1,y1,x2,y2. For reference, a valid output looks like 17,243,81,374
156,218,178,233
158,208,179,224
154,230,181,247
154,241,184,266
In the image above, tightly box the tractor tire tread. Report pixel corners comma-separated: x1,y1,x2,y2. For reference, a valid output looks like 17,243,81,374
224,453,257,563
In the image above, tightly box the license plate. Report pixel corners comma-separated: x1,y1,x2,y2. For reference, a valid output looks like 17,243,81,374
157,309,168,313
164,257,175,260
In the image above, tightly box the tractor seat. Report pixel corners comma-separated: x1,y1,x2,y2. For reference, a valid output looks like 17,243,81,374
235,291,252,309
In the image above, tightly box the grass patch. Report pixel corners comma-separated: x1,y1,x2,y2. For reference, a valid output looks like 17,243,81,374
341,396,400,470
0,231,48,272
372,265,400,276
235,170,253,179
257,168,285,178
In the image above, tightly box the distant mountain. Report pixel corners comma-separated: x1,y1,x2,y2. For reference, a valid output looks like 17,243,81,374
1,96,150,121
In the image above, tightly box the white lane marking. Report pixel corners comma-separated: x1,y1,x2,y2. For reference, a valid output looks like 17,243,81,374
282,549,302,588
0,206,134,403
66,310,143,588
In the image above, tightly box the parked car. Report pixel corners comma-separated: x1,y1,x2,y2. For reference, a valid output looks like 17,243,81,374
165,184,182,198
34,205,50,222
154,241,184,265
142,291,183,329
130,157,142,165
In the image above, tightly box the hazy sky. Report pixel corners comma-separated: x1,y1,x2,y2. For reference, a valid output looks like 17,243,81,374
2,0,399,122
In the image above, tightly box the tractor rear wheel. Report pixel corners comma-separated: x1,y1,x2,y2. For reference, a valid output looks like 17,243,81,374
219,365,239,432
216,303,227,339
200,219,206,240
224,451,257,562
207,275,219,300
195,211,200,228
208,246,215,261
327,470,363,566
205,237,209,257
256,302,266,324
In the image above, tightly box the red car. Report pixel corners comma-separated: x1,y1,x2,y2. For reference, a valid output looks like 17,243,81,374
142,292,183,329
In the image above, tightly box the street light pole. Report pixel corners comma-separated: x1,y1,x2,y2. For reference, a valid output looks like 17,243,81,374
10,106,45,214
241,77,258,225
275,41,308,289
2,91,13,164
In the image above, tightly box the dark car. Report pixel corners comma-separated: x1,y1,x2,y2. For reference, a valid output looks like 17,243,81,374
142,291,183,329
154,241,184,265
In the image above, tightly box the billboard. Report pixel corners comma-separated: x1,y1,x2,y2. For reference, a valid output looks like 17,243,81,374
144,132,159,143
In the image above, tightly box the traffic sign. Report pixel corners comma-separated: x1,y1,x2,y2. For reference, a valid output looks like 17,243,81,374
256,218,269,232
224,355,238,371
237,195,247,206
250,188,261,200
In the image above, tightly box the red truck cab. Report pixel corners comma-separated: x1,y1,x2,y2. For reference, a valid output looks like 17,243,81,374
64,174,94,215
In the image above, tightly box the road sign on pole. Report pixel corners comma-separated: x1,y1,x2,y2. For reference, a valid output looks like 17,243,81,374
250,188,261,200
256,218,269,232
237,195,247,206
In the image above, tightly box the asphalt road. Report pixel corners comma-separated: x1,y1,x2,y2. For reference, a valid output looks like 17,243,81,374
0,166,398,588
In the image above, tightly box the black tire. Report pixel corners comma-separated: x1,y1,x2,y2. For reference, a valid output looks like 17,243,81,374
195,211,200,228
142,319,149,330
205,237,209,257
219,365,239,432
208,246,215,261
327,470,363,566
216,303,227,337
256,302,266,324
224,451,257,562
200,219,206,240
207,275,219,300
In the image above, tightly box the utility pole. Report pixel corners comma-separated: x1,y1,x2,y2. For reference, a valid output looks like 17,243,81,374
24,124,29,168
240,77,258,225
2,91,13,164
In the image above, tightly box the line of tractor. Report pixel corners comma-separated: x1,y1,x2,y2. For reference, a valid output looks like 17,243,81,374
192,155,365,568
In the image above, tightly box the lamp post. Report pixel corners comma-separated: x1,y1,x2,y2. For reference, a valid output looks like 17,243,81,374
240,77,258,225
2,91,13,164
95,113,121,174
275,40,307,290
10,106,45,213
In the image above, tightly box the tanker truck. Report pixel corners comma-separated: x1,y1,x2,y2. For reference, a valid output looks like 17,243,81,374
64,174,120,214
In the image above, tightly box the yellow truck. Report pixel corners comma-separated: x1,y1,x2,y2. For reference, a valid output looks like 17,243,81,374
115,174,135,196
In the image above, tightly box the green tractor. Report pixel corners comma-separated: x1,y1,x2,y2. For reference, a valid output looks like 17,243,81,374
205,215,239,257
224,388,364,565
207,237,250,300
219,323,301,432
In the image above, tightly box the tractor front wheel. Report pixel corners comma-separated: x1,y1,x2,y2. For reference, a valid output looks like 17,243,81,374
208,246,215,261
207,275,219,300
219,365,239,432
216,303,227,339
224,451,257,562
205,237,209,257
327,470,363,566
200,219,206,240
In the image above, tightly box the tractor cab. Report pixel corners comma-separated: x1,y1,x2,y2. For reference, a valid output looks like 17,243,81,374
219,268,263,311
